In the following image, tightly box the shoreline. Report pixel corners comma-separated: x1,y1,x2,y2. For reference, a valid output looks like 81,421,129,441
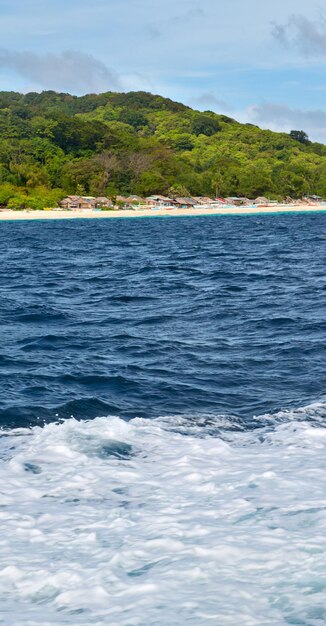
1,205,326,221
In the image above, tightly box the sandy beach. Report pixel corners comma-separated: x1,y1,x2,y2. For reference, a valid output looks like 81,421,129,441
0,205,326,220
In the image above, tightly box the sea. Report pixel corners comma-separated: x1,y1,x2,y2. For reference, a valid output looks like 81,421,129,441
0,213,326,626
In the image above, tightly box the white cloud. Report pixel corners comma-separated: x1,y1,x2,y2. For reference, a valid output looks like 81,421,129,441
0,50,121,93
245,102,326,142
272,13,326,55
190,92,233,112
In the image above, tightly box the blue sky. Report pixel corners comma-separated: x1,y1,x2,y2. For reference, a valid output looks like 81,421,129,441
1,0,326,140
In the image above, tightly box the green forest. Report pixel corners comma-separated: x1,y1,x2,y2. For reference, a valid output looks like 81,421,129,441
0,89,325,208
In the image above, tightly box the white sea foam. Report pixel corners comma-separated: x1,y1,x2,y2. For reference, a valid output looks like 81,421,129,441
0,406,326,625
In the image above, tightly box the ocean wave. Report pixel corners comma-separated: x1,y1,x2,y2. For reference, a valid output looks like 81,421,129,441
0,404,326,624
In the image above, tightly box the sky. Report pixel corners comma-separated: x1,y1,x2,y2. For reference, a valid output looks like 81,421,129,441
1,0,326,140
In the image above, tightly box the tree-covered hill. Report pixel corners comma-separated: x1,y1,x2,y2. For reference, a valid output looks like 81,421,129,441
0,89,325,208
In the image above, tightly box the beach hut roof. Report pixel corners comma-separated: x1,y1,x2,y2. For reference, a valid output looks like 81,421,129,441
185,197,197,204
174,197,196,205
226,196,250,202
146,195,171,201
255,196,270,204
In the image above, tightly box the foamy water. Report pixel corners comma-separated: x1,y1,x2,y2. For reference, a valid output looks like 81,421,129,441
1,404,326,625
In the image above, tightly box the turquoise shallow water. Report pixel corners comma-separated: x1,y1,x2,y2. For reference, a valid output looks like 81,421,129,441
0,213,326,625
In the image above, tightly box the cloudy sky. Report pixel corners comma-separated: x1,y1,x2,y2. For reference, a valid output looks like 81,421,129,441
1,0,326,140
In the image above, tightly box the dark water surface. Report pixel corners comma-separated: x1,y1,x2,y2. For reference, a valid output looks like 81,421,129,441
0,213,325,429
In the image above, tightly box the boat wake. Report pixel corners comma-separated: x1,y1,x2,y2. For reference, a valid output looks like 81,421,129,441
0,403,326,625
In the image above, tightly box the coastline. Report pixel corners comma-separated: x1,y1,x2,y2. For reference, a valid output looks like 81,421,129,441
1,205,326,221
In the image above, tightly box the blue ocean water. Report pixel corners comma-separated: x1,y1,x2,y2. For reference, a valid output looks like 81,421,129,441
1,214,326,428
0,214,326,625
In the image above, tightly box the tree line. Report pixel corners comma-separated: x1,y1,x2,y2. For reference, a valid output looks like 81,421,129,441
0,89,325,208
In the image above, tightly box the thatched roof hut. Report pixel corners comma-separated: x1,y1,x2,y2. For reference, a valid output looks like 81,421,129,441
225,197,250,206
59,196,95,210
254,196,270,205
174,197,197,207
95,197,113,207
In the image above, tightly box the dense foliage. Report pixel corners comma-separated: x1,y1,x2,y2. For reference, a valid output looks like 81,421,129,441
0,89,326,207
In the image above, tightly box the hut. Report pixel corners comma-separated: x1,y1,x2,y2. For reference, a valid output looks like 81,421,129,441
59,196,96,210
59,196,80,210
193,196,215,205
303,195,324,203
145,195,174,207
126,195,144,203
79,197,96,209
173,197,197,208
225,197,250,206
115,195,132,208
254,196,270,206
94,197,113,208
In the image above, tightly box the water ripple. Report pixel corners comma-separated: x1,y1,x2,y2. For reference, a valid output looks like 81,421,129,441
0,213,325,428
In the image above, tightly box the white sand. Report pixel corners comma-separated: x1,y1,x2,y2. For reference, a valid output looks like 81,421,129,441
0,205,326,220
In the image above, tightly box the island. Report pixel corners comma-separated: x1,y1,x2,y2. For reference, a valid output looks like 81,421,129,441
0,90,325,215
